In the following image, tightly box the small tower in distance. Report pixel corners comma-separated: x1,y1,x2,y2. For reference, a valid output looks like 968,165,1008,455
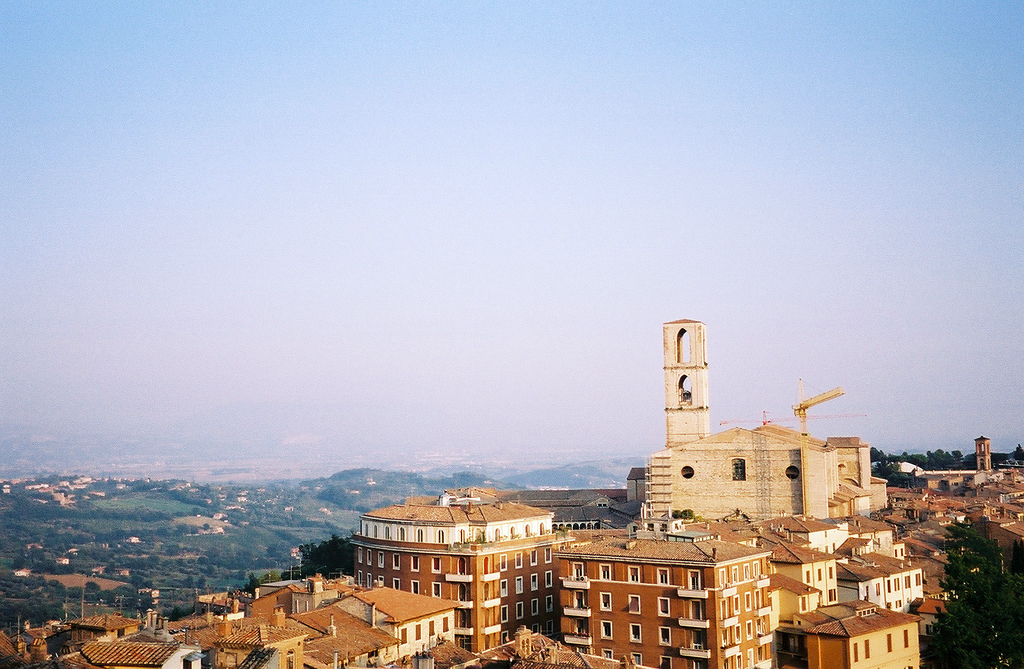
663,320,710,446
975,435,992,472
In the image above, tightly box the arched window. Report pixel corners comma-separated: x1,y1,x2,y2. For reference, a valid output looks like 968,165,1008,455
460,529,466,543
398,527,406,541
437,530,445,544
384,526,390,540
458,557,468,574
372,525,378,538
679,375,692,405
416,528,424,542
732,459,746,481
677,328,691,363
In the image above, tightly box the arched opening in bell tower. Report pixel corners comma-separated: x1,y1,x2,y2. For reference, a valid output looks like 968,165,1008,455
676,328,691,363
678,375,692,405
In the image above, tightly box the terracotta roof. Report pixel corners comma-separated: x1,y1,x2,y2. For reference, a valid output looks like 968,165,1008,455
348,588,459,622
558,537,767,564
769,541,838,565
217,626,305,649
769,572,820,595
363,501,551,524
68,616,140,632
911,598,947,615
302,626,396,665
428,640,476,669
237,648,277,669
80,642,181,667
801,602,920,637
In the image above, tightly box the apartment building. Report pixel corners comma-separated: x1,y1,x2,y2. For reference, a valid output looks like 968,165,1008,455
557,536,774,669
351,491,572,652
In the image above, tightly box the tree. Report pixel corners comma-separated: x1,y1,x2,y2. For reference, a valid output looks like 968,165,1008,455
298,534,354,578
932,524,1024,668
1015,444,1024,462
1012,540,1024,576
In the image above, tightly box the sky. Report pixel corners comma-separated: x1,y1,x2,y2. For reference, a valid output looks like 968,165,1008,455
1,2,1022,472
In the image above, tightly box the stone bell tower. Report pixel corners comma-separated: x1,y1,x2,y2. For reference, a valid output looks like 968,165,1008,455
975,435,992,472
663,320,710,446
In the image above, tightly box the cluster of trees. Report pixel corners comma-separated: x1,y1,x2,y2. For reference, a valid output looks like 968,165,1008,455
933,524,1024,668
870,446,1024,486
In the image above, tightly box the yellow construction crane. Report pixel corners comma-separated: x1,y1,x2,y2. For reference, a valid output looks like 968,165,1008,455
792,380,845,435
792,379,844,518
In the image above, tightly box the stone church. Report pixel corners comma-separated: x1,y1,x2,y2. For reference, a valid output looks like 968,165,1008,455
644,319,887,521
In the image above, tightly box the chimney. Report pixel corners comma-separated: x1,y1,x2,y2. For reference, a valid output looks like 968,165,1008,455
369,603,377,628
333,651,339,669
231,598,240,614
271,609,286,627
216,619,231,638
327,615,337,638
412,652,434,669
206,611,213,624
625,540,636,550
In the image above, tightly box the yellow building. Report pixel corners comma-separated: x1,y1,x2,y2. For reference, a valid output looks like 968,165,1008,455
798,601,920,669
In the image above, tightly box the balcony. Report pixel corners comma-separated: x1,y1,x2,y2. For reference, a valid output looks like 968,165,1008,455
722,586,737,598
482,572,501,582
564,607,591,617
562,577,591,590
445,573,474,583
483,597,501,608
678,647,711,660
759,634,773,645
724,645,741,658
756,577,771,588
678,617,711,629
483,623,502,635
563,634,592,646
676,587,709,599
758,606,772,617
454,627,473,635
722,616,739,628
457,600,473,609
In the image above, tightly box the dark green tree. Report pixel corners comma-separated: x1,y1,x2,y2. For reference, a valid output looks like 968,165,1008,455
298,534,354,578
1012,540,1024,576
932,524,1024,668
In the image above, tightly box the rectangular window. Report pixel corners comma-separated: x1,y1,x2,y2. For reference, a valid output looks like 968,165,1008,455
500,554,507,571
444,616,449,633
432,557,441,573
904,629,909,647
732,566,739,583
659,627,671,645
658,568,669,584
630,624,642,642
366,574,373,588
531,550,538,566
817,568,822,582
876,582,881,596
516,602,524,619
515,576,524,594
501,605,508,622
401,628,407,643
531,598,539,615
358,547,363,563
601,621,612,639
545,547,552,563
377,575,384,586
629,594,641,613
916,573,922,586
629,566,641,582
500,579,508,596
744,564,750,581
746,621,753,640
744,593,751,611
393,578,400,589
659,657,671,669
887,633,893,652
864,639,870,658
433,582,441,597
393,554,400,569
601,564,612,580
658,597,670,616
828,565,833,579
689,570,702,589
854,643,858,662
603,650,613,659
601,592,612,610
545,570,552,588
378,553,385,568
415,624,421,640
721,569,728,585
411,580,419,594
631,654,642,666
515,553,524,569
531,573,538,591
411,556,419,571
905,575,911,589
546,595,553,612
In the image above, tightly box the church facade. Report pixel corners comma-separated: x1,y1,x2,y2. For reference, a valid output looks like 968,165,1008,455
645,319,887,521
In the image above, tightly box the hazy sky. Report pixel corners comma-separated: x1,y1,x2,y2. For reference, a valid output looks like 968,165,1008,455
2,2,1022,468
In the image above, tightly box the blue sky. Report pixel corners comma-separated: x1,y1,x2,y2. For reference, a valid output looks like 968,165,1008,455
1,2,1022,468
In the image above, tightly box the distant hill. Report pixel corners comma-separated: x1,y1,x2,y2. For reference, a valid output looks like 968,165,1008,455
500,458,642,489
309,468,517,512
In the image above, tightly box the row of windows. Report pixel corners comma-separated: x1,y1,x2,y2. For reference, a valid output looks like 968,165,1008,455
357,548,552,570
851,629,911,661
571,559,763,587
354,571,554,597
361,522,549,543
498,596,555,621
397,618,449,644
